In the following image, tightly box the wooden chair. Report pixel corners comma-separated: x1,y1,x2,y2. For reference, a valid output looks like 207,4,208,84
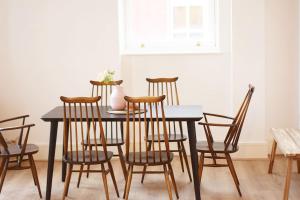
123,95,179,200
78,80,127,186
197,85,254,196
142,77,192,183
60,96,119,200
0,115,42,198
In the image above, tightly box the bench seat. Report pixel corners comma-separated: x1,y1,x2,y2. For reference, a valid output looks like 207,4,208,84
268,128,300,200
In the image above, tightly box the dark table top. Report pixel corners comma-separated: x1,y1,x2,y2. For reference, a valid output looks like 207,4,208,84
41,105,203,122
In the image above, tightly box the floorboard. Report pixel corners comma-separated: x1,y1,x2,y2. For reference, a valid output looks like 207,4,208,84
0,157,299,200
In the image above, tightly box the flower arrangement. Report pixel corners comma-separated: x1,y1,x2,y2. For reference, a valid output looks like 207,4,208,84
98,69,115,82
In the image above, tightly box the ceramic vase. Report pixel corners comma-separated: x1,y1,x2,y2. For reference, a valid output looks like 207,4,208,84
110,85,126,110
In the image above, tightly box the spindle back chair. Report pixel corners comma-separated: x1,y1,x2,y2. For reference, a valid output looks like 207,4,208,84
79,80,127,184
60,96,119,200
90,80,124,143
123,95,179,200
143,77,192,182
197,84,255,196
90,80,123,106
0,115,41,198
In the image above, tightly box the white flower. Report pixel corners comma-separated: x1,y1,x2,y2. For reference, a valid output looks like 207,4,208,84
98,69,115,82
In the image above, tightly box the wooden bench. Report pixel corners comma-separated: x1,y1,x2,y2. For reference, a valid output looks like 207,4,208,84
268,128,300,200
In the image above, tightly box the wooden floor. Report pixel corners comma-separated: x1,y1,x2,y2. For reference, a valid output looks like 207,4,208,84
0,157,300,200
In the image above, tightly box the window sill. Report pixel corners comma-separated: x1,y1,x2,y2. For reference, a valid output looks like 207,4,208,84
120,48,222,56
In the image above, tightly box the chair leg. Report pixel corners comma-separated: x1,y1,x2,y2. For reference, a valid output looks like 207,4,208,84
181,141,192,182
108,161,120,197
86,164,90,178
30,164,37,186
225,154,241,196
163,164,173,200
141,164,147,184
84,145,90,179
123,165,131,198
268,140,277,174
77,164,84,188
198,153,204,184
62,163,73,200
141,142,151,183
0,158,8,193
124,165,133,200
177,141,184,172
141,165,147,184
29,155,42,198
226,154,240,186
0,158,6,182
283,157,293,200
168,163,179,199
117,145,128,179
297,160,300,174
101,164,110,200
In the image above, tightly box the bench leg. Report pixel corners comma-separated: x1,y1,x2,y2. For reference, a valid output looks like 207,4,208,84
283,157,293,200
268,140,277,174
297,160,300,174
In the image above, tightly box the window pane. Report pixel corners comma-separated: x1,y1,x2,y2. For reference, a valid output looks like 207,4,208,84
121,0,218,53
173,6,186,29
127,0,168,43
189,6,203,29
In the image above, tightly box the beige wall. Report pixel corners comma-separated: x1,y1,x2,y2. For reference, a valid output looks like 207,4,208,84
0,0,120,159
265,0,299,133
0,0,298,159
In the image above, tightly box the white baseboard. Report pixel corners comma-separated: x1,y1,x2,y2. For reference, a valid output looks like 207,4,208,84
34,142,270,161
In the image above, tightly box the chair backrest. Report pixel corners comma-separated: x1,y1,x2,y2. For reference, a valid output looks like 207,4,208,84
224,85,255,150
0,123,35,163
90,80,124,141
90,80,123,106
124,95,171,164
146,77,179,105
60,96,109,163
146,77,183,138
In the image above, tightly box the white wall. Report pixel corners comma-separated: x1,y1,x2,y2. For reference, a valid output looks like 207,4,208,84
265,0,299,133
0,0,120,159
231,0,267,156
0,0,298,159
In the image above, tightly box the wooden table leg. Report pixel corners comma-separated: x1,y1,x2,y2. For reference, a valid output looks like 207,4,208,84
187,121,201,200
268,140,277,174
297,160,300,174
283,157,293,200
46,121,58,200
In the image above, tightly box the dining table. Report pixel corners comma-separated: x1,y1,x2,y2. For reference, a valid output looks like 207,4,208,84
41,105,203,200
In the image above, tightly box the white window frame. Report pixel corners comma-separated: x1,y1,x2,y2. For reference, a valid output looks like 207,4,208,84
118,0,220,55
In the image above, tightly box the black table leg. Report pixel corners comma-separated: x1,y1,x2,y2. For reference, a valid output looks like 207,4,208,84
187,121,201,200
46,121,58,200
62,146,66,182
62,120,69,182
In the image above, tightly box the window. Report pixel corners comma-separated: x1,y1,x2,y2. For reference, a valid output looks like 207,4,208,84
119,0,219,54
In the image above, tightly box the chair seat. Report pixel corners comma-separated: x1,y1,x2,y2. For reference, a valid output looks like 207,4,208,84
196,141,238,153
126,151,173,165
83,138,124,146
0,144,39,157
146,134,187,142
65,150,113,164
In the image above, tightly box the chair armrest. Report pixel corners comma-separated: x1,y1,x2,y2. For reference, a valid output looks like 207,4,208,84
198,122,235,127
0,124,35,132
203,112,235,120
0,115,30,124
